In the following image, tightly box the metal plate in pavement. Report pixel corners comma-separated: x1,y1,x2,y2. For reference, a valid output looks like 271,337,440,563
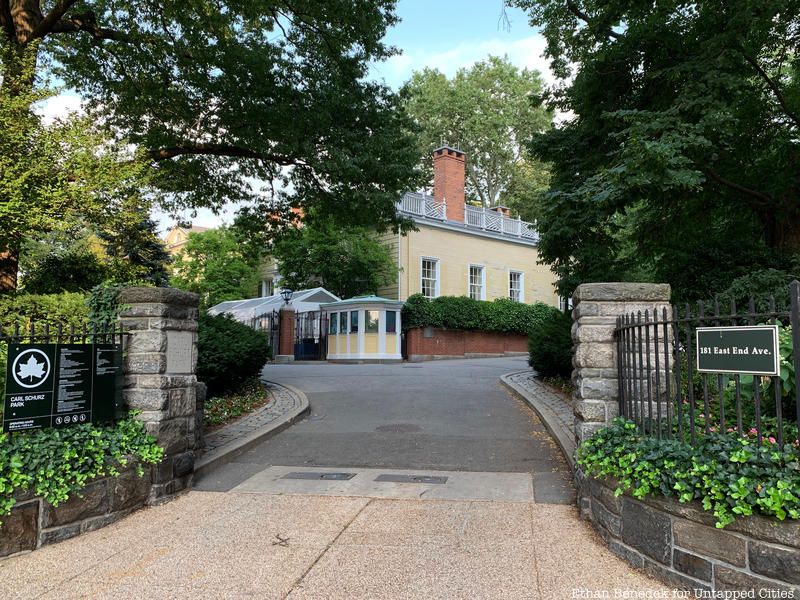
282,472,356,481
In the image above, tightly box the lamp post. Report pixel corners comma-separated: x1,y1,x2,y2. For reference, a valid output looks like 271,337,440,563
280,288,294,305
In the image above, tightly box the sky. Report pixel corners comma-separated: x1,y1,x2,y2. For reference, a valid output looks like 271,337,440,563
39,1,553,233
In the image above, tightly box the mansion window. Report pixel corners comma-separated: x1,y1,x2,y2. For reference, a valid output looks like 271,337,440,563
421,258,439,299
260,279,274,297
509,271,523,302
469,265,485,300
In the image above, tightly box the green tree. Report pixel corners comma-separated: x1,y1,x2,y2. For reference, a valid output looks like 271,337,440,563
271,224,397,299
98,216,171,286
1,1,421,290
171,227,261,307
511,0,800,300
402,56,551,208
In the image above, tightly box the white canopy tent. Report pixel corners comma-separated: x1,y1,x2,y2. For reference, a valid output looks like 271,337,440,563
208,287,341,323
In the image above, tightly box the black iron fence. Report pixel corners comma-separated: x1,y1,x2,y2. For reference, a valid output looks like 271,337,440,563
250,310,280,356
615,282,800,447
1,321,126,345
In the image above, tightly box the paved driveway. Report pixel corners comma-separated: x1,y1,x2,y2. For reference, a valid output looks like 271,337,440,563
2,358,668,599
195,357,574,501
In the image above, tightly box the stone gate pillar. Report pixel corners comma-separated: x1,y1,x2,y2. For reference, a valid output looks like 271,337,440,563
571,283,671,445
275,304,296,363
118,287,200,501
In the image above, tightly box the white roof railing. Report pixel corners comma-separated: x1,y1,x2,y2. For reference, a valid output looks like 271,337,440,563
397,192,539,243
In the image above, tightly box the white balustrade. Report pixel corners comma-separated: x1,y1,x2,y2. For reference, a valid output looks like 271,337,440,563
399,193,539,243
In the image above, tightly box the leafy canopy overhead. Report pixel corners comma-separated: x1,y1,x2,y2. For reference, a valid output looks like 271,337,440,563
401,56,551,208
1,0,421,287
510,0,800,300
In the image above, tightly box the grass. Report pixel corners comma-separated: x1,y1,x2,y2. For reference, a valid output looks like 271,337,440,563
203,377,272,428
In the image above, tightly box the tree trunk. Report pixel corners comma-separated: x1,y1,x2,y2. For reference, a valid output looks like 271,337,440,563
0,249,19,292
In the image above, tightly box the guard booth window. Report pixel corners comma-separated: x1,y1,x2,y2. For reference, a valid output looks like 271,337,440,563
386,311,397,333
350,310,359,333
340,312,348,333
329,312,338,334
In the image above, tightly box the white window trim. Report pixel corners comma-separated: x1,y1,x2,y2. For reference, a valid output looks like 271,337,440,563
467,264,486,300
508,269,524,303
420,256,440,299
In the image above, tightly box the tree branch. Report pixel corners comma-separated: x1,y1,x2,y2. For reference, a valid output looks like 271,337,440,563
25,0,77,41
147,144,297,165
566,1,621,39
705,169,773,207
740,52,800,130
49,11,134,42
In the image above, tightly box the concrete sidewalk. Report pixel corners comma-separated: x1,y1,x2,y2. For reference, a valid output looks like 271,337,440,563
1,486,668,599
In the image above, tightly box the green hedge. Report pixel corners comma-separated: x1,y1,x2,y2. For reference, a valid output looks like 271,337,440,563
0,292,89,334
528,309,573,377
197,313,271,396
402,294,560,335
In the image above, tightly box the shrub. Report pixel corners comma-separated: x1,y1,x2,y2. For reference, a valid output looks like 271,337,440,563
0,416,163,524
197,313,270,396
528,309,573,377
578,418,800,528
0,292,89,334
402,294,558,335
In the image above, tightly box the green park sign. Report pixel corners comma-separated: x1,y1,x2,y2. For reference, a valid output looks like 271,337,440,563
3,343,123,433
695,325,779,376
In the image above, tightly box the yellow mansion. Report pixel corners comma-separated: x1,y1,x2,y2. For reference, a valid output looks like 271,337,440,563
376,146,559,307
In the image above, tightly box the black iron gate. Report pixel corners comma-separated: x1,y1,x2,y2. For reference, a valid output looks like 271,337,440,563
294,311,328,360
251,310,280,358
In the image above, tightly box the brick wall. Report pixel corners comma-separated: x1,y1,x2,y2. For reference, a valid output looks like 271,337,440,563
406,327,527,362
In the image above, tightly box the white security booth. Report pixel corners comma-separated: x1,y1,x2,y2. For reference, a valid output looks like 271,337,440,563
320,296,403,363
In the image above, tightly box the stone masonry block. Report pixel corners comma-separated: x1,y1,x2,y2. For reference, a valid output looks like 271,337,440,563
714,566,798,595
749,541,800,584
127,330,167,354
119,286,200,307
579,378,618,401
621,498,672,565
672,548,712,582
146,418,189,455
573,324,617,343
109,468,152,512
573,282,671,303
42,479,108,529
0,500,38,558
574,400,607,422
148,318,199,332
575,420,605,444
573,343,615,369
125,353,167,375
136,375,197,390
672,519,746,567
168,388,196,419
123,389,170,411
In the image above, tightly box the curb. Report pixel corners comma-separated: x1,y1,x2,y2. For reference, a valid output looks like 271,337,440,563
500,370,576,470
194,380,310,479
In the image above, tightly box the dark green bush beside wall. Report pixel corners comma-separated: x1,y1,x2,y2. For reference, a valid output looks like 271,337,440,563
402,294,559,335
197,313,271,396
528,309,573,377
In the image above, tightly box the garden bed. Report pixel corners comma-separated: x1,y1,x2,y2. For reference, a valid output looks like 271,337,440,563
203,378,272,429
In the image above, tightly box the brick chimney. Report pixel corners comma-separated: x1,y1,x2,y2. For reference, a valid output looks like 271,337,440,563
432,146,465,223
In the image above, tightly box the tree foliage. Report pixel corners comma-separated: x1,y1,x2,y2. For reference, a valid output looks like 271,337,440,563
171,227,261,308
1,1,421,290
511,0,800,300
271,224,397,299
402,56,551,208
